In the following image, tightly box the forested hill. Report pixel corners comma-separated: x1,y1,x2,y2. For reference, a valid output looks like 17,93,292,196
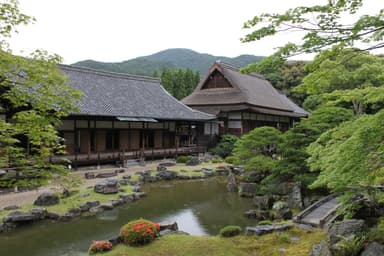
71,48,264,76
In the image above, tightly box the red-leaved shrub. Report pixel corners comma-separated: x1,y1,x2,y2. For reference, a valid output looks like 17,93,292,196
119,219,160,246
88,240,112,255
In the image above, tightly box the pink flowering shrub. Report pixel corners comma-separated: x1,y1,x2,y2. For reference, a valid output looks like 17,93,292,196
88,240,112,255
119,219,160,246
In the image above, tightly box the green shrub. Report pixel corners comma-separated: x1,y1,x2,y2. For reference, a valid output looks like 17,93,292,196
211,135,239,158
119,219,160,246
88,240,113,255
276,232,291,243
177,155,193,163
224,156,237,164
258,220,273,225
333,235,366,256
219,225,242,237
211,157,223,163
368,217,384,243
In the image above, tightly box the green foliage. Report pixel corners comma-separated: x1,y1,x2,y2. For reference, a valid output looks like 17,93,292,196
211,157,223,164
161,68,200,100
0,1,81,187
294,48,384,114
368,217,384,243
242,59,308,105
308,110,384,201
0,0,33,46
234,126,282,173
272,106,354,185
333,235,367,256
211,134,239,158
276,232,291,244
224,156,237,164
242,1,384,57
119,219,160,246
88,240,113,255
219,226,242,237
176,155,193,164
257,220,273,225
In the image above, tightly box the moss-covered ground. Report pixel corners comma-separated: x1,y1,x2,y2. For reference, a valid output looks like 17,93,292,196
98,227,326,256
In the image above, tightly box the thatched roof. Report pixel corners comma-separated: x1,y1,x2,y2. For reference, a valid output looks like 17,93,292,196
60,65,215,121
182,62,308,117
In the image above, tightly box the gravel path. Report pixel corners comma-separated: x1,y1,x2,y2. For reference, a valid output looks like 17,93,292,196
0,162,162,209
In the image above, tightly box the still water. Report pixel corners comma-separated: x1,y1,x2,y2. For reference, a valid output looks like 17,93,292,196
0,178,255,256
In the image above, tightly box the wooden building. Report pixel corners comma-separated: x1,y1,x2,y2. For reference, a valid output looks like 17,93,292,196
56,65,216,166
182,62,308,136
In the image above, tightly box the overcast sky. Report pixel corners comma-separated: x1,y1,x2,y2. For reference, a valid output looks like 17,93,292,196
9,0,382,64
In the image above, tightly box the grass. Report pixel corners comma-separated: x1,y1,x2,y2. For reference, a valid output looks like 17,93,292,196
0,183,134,220
129,163,226,180
97,227,326,256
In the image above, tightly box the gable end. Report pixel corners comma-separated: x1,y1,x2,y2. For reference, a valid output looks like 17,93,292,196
201,69,232,90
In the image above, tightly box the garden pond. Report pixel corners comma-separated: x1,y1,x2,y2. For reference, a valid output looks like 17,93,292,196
0,177,256,256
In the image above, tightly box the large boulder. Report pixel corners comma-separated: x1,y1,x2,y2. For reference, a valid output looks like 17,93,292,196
287,182,303,209
253,195,274,210
275,208,292,220
3,211,38,223
361,242,384,256
309,240,331,256
226,173,238,192
34,192,60,206
94,179,119,194
156,170,178,180
328,219,367,246
238,183,258,197
268,182,290,195
186,157,200,166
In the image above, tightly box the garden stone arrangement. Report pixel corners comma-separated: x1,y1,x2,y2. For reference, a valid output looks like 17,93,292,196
0,162,230,234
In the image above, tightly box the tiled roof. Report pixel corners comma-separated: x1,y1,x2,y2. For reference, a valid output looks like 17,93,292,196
60,65,215,121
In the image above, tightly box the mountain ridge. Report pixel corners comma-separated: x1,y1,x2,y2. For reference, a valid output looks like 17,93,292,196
72,48,264,76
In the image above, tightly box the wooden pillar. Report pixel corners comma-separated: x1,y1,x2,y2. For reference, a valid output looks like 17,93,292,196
74,119,78,170
87,119,91,159
128,122,131,151
141,122,145,161
112,119,115,159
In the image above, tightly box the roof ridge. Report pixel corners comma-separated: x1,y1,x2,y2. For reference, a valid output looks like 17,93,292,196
216,61,265,80
58,64,161,83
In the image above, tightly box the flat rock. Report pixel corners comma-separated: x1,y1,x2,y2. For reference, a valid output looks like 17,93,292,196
3,211,38,223
245,224,292,236
99,204,114,210
95,172,117,178
34,192,60,206
361,242,384,256
94,178,119,194
3,205,20,211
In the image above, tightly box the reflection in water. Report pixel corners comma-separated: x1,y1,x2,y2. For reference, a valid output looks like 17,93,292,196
0,177,255,256
157,208,208,236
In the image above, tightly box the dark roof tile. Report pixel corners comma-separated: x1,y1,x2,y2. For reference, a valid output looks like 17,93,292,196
60,65,214,121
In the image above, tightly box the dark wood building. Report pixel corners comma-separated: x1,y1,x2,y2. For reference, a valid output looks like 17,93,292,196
182,62,308,136
56,65,216,166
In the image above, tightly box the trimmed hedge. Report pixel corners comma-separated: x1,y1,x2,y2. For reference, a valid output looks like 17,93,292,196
177,155,193,163
219,225,242,237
